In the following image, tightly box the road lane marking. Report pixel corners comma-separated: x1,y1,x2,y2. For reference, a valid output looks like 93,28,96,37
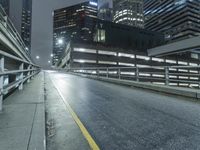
51,77,100,150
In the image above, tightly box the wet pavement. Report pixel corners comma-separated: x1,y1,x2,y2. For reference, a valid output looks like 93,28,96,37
48,71,200,150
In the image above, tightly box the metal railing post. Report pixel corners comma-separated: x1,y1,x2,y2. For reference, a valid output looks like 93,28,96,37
30,66,34,80
0,56,4,112
118,68,121,79
27,65,31,83
18,63,24,90
136,67,139,82
106,68,109,78
165,66,169,86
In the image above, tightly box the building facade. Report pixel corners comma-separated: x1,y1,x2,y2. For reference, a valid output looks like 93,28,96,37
93,18,164,52
113,0,144,28
144,0,200,43
53,1,164,65
53,1,98,65
0,0,32,50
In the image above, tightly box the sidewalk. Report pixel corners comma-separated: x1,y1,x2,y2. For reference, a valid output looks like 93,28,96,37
0,72,46,150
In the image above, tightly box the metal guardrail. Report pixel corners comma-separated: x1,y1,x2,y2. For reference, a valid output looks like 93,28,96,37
0,50,40,112
68,65,200,88
0,6,40,112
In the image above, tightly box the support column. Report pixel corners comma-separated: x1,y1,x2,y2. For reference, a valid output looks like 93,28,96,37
0,56,4,112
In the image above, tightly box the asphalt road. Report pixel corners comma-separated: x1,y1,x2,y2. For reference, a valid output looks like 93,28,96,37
49,71,200,150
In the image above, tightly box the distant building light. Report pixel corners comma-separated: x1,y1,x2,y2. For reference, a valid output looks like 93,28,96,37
89,1,98,6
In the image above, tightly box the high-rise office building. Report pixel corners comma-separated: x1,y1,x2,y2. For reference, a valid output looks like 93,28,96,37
0,0,32,50
98,0,113,21
113,0,144,28
144,0,200,42
53,1,98,65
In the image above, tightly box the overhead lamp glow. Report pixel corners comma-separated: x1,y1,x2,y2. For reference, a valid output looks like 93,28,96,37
50,54,53,57
57,38,64,45
36,56,40,59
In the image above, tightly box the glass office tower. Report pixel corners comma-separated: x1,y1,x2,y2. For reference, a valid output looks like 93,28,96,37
53,1,98,65
144,0,200,42
113,0,144,28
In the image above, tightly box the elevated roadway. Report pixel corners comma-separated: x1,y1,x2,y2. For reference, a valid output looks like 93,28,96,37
48,71,200,150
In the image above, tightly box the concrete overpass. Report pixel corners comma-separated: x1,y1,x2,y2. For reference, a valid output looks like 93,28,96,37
1,70,200,150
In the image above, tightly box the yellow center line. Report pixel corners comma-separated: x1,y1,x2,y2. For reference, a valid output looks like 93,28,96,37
51,76,100,150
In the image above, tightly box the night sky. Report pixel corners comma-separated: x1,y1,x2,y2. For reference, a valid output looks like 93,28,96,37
31,0,87,69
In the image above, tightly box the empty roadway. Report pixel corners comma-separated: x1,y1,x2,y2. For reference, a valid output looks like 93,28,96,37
48,71,200,150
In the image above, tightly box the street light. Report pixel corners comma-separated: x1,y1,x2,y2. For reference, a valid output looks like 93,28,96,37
48,60,51,64
50,54,53,57
57,38,64,45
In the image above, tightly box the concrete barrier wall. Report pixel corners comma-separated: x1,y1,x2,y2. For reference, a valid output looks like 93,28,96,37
72,73,200,100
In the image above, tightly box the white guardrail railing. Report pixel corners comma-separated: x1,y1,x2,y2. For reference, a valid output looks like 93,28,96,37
0,50,40,112
67,65,200,88
0,5,30,61
0,5,40,112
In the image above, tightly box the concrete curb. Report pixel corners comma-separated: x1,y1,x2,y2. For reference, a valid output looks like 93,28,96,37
72,73,200,100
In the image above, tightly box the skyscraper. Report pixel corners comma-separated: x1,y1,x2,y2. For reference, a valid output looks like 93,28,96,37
98,0,113,21
144,0,200,42
113,0,144,28
53,1,98,65
0,0,32,50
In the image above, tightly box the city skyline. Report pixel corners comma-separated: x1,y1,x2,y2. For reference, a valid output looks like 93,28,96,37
0,0,199,68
